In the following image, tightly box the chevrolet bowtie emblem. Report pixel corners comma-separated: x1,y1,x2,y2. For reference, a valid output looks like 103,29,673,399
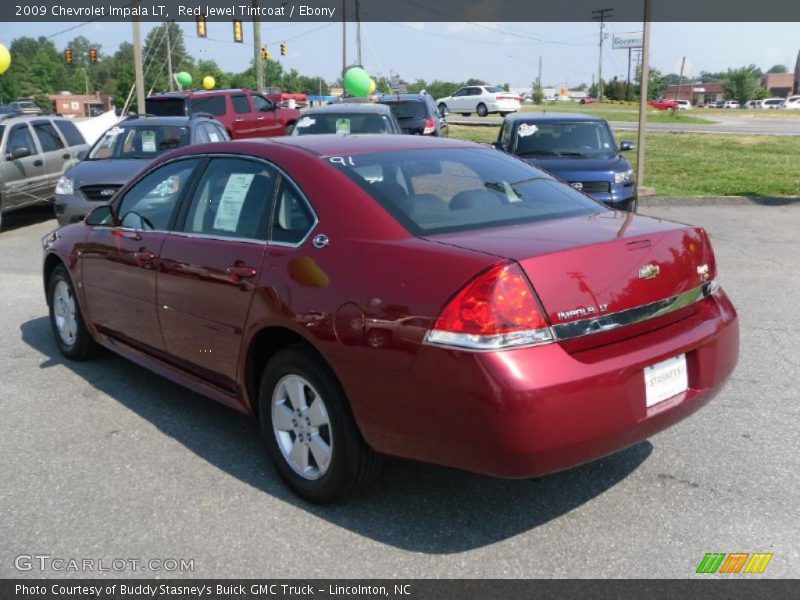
639,263,660,279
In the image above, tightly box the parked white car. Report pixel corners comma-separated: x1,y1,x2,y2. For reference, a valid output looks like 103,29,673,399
675,99,692,110
722,100,740,109
436,85,521,117
783,95,800,110
760,98,785,109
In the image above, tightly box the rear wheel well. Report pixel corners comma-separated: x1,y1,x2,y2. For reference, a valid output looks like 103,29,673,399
43,253,64,296
246,327,327,415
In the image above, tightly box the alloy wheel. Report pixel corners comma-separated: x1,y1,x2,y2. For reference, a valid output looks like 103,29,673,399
271,374,334,480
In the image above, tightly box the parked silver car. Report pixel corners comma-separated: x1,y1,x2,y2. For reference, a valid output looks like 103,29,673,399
0,112,89,230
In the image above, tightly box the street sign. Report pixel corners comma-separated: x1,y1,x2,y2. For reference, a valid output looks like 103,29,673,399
612,32,643,49
389,75,401,90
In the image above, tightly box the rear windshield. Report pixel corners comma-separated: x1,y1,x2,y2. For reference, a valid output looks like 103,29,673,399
293,113,396,135
485,86,504,93
145,97,187,116
513,121,617,159
329,148,603,236
382,101,427,120
88,124,190,159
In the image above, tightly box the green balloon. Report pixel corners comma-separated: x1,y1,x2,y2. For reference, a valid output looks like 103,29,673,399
176,71,192,87
344,67,371,97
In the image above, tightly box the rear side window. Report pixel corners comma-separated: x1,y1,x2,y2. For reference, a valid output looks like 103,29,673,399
32,121,65,151
271,180,315,244
330,148,602,236
190,96,226,116
53,120,86,146
231,95,251,114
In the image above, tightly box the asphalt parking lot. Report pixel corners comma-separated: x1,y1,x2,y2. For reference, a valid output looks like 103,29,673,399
1,201,798,578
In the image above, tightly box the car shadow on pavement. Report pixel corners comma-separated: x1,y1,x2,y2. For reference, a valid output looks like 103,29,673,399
21,316,652,554
1,204,56,232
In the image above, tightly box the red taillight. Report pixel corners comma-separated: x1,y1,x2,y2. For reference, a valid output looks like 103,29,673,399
423,117,436,134
427,262,553,350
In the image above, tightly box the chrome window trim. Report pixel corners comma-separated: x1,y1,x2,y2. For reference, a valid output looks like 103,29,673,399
551,282,717,342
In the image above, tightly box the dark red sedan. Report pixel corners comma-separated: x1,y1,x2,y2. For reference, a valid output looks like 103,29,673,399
42,135,739,503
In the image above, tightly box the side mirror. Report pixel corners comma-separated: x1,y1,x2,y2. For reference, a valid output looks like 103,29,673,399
85,205,113,227
619,141,635,151
77,149,88,160
8,146,32,160
492,141,505,151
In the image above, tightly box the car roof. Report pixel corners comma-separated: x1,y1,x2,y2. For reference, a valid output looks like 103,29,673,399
502,112,607,123
0,112,59,123
304,103,393,115
146,89,251,99
171,134,479,161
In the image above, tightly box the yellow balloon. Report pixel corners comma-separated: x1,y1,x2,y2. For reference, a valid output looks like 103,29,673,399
202,76,215,90
0,43,11,75
368,79,376,95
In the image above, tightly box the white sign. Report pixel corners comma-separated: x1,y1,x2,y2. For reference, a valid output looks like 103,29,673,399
213,173,255,232
612,32,643,49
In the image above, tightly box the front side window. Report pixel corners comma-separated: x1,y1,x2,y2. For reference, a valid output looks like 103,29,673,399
32,121,65,151
252,95,273,111
452,88,466,97
330,148,603,236
117,159,199,231
182,158,276,240
513,121,618,159
89,125,190,159
6,124,37,155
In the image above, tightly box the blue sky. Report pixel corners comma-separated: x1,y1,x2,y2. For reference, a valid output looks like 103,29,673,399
1,21,797,88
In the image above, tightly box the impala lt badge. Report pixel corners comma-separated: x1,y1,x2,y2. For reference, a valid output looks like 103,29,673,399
639,263,660,280
557,303,609,321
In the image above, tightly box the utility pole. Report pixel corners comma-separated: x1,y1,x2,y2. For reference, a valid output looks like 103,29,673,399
626,47,632,100
165,22,174,91
341,0,347,76
675,56,686,101
636,0,652,191
132,0,145,114
253,0,264,90
591,7,613,101
355,0,362,66
538,55,542,94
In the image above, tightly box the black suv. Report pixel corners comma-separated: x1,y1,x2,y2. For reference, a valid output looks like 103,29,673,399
378,93,448,137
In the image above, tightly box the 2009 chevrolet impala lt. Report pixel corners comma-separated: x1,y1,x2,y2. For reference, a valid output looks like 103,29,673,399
42,135,739,503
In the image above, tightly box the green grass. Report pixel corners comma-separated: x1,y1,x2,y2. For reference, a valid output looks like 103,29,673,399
519,102,715,124
448,125,800,197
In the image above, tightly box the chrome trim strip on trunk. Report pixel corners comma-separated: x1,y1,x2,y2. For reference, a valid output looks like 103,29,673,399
552,282,716,341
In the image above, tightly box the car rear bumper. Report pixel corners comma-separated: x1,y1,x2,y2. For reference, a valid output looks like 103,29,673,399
351,289,738,478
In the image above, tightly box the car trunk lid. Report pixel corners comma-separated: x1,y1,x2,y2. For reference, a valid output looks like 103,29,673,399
425,211,714,335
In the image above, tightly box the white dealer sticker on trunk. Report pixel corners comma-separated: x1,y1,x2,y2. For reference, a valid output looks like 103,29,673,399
644,354,688,408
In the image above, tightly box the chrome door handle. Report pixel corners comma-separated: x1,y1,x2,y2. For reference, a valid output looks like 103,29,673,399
234,118,245,122
225,265,257,279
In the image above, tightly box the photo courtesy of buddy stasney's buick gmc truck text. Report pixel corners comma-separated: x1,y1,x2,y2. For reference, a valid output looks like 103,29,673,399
42,134,739,504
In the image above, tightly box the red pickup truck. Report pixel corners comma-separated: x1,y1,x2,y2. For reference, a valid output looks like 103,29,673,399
145,89,301,138
264,86,309,108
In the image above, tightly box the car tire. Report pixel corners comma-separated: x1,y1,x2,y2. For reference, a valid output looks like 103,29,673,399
258,346,381,503
47,264,97,360
477,103,488,117
437,103,448,117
